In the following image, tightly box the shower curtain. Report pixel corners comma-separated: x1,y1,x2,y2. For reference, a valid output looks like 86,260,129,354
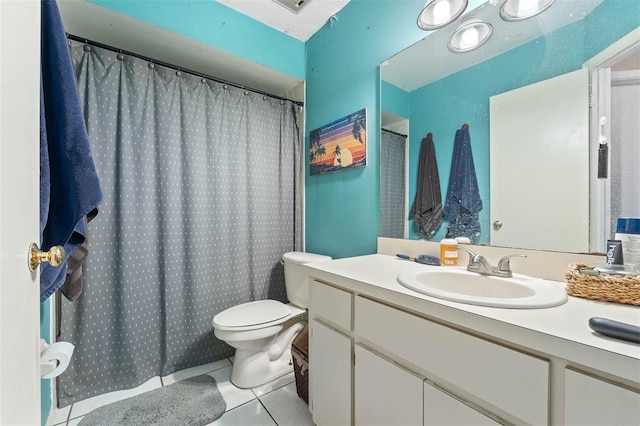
380,129,406,238
58,41,302,406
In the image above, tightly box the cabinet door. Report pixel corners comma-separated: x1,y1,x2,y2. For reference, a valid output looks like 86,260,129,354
355,296,548,424
424,382,500,426
355,344,423,426
565,369,640,425
310,320,352,426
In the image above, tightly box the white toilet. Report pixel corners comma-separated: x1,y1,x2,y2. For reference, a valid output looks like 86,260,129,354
212,251,332,389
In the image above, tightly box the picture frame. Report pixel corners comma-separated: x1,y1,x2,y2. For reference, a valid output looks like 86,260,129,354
309,108,367,176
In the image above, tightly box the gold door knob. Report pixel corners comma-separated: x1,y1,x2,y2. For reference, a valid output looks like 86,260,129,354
493,220,503,231
28,243,65,272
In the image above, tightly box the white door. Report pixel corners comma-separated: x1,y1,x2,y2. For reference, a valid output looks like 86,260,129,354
490,69,590,252
0,1,41,424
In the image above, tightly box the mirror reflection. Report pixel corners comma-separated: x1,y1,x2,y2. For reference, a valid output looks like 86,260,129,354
380,0,640,253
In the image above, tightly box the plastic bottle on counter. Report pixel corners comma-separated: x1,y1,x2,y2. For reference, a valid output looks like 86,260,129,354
455,236,471,245
440,238,458,266
615,218,640,271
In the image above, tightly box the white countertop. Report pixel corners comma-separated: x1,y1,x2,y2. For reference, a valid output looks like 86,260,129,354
304,254,640,383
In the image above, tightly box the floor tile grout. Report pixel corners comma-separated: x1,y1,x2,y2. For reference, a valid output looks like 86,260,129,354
258,397,279,425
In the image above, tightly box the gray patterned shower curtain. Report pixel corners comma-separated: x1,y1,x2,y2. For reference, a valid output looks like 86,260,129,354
380,129,406,238
58,41,302,406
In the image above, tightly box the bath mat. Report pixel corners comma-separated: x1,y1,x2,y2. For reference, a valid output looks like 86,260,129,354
79,375,226,426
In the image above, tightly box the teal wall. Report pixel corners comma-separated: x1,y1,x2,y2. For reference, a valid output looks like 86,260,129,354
381,80,410,119
305,0,425,258
40,301,51,425
88,0,305,79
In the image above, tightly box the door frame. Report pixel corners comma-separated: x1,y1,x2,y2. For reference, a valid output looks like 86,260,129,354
584,26,640,251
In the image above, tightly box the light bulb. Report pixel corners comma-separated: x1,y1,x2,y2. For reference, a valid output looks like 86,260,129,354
517,0,537,16
418,0,468,30
460,27,479,49
433,1,452,26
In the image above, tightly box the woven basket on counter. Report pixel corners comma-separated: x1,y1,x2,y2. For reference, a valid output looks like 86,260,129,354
565,263,640,306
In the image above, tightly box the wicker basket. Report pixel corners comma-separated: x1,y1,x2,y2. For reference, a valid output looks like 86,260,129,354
565,263,640,306
291,324,309,403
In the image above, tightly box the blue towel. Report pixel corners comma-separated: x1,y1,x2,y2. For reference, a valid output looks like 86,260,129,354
40,0,103,302
443,125,482,242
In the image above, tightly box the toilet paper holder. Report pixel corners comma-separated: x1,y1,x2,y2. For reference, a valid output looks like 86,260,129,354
41,359,58,378
40,339,75,379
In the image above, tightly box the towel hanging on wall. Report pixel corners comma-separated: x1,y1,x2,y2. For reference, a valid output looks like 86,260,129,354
409,133,443,238
444,124,482,242
40,0,103,302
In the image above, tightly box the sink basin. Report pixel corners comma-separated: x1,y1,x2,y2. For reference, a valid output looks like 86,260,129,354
396,268,568,308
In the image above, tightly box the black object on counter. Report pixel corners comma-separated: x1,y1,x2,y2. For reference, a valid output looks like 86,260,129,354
589,317,640,344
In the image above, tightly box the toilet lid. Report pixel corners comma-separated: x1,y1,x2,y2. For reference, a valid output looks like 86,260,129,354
282,251,332,265
213,300,291,328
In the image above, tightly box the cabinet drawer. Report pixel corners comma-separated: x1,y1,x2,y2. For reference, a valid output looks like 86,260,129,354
355,296,549,425
310,280,352,331
565,368,640,425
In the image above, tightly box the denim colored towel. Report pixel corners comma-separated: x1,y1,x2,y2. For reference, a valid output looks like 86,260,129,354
443,125,482,242
40,0,103,302
409,133,443,238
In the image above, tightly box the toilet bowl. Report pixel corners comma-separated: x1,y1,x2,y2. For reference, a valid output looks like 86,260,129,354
212,251,332,389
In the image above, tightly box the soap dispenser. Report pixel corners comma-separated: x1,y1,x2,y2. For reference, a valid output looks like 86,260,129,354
440,238,458,266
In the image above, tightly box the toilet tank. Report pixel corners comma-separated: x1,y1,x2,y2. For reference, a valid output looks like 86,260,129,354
282,251,332,308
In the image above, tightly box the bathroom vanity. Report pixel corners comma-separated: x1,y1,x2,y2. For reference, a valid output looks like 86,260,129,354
305,242,640,425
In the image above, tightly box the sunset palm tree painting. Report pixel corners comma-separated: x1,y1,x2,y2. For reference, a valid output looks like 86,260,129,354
309,108,367,176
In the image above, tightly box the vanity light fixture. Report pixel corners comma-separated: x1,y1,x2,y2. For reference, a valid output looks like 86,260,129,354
417,0,469,30
500,0,555,21
272,0,312,14
448,19,493,53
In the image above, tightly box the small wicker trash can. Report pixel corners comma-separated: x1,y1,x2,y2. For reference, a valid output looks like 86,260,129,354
291,323,309,403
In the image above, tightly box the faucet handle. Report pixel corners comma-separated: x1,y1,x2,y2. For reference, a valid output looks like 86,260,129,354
457,246,479,265
497,254,527,273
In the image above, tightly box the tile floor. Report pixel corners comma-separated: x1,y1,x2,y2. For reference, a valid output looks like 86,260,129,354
49,357,314,426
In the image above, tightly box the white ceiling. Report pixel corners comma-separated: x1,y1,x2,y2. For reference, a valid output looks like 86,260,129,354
217,0,351,42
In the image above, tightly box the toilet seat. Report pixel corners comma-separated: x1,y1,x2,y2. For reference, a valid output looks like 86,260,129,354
213,300,292,331
210,251,330,389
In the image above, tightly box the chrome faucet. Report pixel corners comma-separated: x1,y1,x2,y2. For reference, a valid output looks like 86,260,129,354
457,247,527,278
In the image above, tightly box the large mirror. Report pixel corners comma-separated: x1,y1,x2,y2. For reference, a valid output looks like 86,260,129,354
380,0,640,253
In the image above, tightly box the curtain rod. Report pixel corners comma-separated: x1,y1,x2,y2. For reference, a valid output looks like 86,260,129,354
66,34,304,107
382,128,408,139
